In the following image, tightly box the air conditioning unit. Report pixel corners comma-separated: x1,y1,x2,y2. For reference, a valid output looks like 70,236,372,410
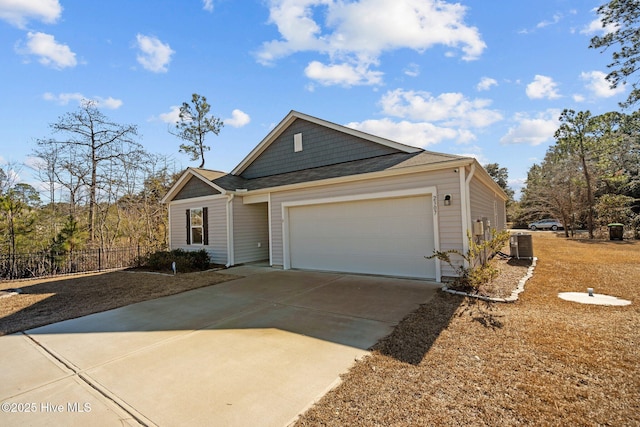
510,233,534,259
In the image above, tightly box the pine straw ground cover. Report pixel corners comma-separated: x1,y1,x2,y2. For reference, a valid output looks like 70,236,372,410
0,270,240,336
296,233,640,426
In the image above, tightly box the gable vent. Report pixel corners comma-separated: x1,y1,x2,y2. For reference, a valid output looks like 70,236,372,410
294,133,303,152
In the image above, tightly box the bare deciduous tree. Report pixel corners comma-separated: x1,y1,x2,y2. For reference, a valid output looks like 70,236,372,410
36,101,142,242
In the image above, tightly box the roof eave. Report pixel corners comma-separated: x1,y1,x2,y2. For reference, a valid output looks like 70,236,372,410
232,157,474,196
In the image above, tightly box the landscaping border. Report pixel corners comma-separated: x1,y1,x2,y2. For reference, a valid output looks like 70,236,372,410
441,257,538,303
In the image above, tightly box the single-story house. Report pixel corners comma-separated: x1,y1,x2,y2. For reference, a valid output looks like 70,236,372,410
162,110,508,282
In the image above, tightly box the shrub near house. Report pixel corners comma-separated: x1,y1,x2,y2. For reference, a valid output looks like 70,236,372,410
426,229,511,291
140,249,211,273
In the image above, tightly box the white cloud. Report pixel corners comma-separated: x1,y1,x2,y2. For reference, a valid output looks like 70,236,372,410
526,75,561,100
573,93,586,102
43,91,83,104
98,97,123,109
20,32,76,69
379,89,503,128
202,0,214,12
43,92,123,109
23,156,44,170
324,0,485,60
500,109,560,146
158,106,249,126
0,0,61,28
404,63,420,77
581,18,605,35
304,60,383,86
536,13,562,29
343,87,505,148
135,34,174,73
257,0,485,86
455,148,488,165
509,177,526,188
580,70,626,98
346,118,469,148
581,9,617,35
159,106,181,124
225,109,251,128
521,11,575,34
476,76,497,91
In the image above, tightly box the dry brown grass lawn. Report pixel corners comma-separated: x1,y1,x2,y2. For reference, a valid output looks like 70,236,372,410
0,270,240,336
296,233,640,426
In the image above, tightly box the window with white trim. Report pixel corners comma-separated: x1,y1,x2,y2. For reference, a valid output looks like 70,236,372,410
186,207,208,245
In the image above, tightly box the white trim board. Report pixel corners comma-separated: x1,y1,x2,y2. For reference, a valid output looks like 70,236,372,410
167,194,228,206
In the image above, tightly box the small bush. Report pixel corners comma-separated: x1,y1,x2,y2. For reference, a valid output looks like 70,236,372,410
141,248,211,273
427,229,511,291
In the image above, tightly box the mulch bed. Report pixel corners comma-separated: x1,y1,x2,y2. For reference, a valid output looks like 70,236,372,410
443,255,534,300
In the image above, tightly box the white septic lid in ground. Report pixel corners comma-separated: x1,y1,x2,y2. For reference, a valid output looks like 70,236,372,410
558,291,631,306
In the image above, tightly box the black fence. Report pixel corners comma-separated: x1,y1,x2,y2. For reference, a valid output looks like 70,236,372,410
0,246,163,281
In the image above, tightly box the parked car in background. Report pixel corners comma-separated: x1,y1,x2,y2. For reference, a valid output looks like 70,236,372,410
528,219,563,231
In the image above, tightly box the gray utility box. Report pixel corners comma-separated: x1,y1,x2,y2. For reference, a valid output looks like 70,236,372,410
510,233,534,259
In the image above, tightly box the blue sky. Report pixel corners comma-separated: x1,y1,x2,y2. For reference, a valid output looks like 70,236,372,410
0,0,625,199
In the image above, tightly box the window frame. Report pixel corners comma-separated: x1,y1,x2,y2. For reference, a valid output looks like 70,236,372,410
190,208,204,245
186,207,208,246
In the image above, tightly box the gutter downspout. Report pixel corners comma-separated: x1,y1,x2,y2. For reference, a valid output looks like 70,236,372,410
462,163,476,259
268,193,273,266
167,203,172,250
226,194,235,267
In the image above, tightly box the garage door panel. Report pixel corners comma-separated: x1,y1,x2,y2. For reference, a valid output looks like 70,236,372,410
288,196,436,279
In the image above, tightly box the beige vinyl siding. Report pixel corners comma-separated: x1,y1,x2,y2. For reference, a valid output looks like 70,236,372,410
232,198,269,263
169,197,228,265
469,175,507,232
269,168,462,269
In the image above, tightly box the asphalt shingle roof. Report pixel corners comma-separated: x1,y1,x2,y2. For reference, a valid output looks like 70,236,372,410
194,150,468,192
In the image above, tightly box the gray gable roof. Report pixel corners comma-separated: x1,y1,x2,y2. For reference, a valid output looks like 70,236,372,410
203,150,468,192
231,111,421,177
239,117,402,179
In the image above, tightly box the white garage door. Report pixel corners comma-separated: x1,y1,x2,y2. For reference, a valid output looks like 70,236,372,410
288,195,436,279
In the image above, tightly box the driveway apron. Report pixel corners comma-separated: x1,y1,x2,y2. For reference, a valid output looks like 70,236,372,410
0,269,439,426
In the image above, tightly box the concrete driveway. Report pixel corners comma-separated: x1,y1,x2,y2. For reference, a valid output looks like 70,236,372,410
0,268,439,427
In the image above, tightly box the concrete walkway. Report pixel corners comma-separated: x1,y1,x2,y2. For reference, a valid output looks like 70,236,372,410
0,269,439,426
